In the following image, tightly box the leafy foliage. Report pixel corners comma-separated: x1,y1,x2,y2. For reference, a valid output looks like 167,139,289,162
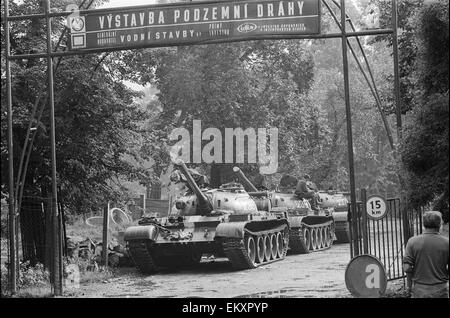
399,0,449,221
1,0,446,224
138,40,324,186
1,0,155,215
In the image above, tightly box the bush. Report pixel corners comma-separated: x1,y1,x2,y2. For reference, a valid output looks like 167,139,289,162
1,261,50,297
17,261,50,288
1,263,9,296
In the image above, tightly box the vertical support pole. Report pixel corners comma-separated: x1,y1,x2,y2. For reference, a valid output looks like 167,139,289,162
102,202,110,267
391,0,410,245
361,188,369,254
391,0,402,141
4,0,17,295
348,203,353,259
140,194,146,217
340,0,358,257
45,0,62,296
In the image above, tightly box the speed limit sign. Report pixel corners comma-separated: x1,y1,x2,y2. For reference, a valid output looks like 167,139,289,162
366,195,387,220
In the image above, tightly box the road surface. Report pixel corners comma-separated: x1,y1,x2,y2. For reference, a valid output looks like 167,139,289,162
65,244,353,298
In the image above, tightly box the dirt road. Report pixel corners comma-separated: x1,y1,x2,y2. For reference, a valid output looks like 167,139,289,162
65,244,353,298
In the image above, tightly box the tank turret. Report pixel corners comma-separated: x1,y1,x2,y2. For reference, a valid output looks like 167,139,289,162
176,160,213,215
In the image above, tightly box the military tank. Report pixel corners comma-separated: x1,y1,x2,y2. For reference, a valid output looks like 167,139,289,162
318,191,350,243
232,167,335,255
123,161,290,274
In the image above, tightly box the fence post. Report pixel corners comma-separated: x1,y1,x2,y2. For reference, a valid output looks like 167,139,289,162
361,188,369,254
348,202,353,259
401,195,411,245
351,201,360,257
102,202,110,267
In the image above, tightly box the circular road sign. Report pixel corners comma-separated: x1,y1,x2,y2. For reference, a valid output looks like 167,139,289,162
345,254,387,298
366,195,387,220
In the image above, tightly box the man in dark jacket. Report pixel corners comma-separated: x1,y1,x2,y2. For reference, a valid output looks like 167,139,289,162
403,211,449,298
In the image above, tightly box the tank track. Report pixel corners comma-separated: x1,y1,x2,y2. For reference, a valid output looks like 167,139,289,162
288,223,334,254
334,222,350,243
127,240,157,274
222,228,288,270
288,227,310,254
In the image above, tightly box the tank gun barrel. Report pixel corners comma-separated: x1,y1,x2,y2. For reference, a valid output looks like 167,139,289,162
176,160,213,215
232,167,258,192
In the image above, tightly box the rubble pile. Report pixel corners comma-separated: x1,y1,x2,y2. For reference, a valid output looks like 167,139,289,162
66,235,132,269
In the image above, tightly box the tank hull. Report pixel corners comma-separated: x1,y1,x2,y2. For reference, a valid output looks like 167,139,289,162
270,192,336,254
124,213,290,274
318,191,350,244
330,211,350,243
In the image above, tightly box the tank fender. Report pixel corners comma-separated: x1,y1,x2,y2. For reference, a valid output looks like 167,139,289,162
124,225,158,242
215,222,247,239
332,211,348,223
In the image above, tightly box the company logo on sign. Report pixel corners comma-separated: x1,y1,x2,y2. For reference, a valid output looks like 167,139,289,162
71,17,85,32
237,23,258,33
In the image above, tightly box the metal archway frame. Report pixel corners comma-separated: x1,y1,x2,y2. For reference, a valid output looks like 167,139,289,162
4,0,403,296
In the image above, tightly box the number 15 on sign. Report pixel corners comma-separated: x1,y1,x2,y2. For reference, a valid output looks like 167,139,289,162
366,195,387,220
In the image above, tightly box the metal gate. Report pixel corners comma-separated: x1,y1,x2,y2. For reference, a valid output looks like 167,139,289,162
348,189,423,281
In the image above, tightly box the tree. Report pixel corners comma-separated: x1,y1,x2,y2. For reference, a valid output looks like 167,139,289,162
1,0,155,221
399,0,449,222
135,39,322,187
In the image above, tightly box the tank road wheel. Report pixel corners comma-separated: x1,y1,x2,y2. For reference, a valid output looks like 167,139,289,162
314,228,320,250
321,227,326,248
245,236,257,265
276,232,285,258
264,235,272,261
324,227,331,247
321,227,328,248
310,228,318,251
327,225,334,247
316,227,323,250
270,233,278,259
303,228,311,251
256,236,265,263
308,228,313,251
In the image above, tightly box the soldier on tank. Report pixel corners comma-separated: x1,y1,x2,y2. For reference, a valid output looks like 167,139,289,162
295,174,320,212
170,168,210,191
252,174,268,190
279,174,298,190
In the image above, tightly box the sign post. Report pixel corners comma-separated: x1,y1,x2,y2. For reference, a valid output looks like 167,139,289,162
361,188,369,254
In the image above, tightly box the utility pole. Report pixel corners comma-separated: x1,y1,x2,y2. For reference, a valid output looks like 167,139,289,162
4,0,17,295
45,0,63,296
340,0,359,257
